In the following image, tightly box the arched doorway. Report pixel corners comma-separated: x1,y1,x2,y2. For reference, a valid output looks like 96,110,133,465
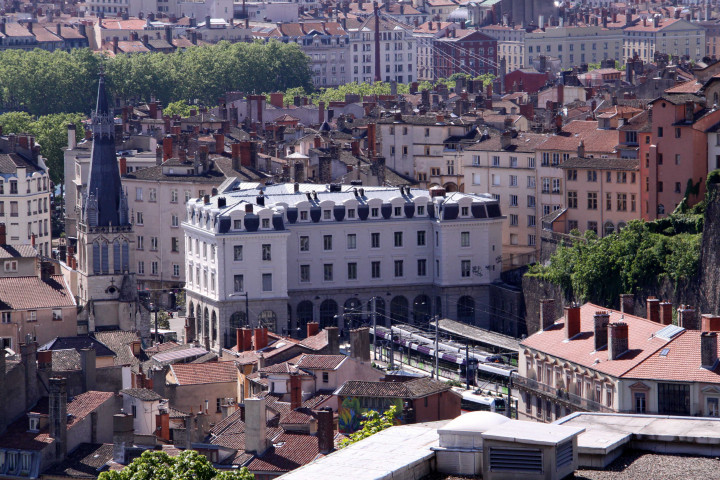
457,296,475,323
390,296,409,324
211,311,217,343
344,298,362,329
296,301,314,338
203,307,209,338
413,295,431,326
604,221,615,237
319,299,338,328
258,310,277,332
443,182,458,192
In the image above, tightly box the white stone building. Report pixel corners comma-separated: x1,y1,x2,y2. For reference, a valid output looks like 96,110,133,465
183,182,504,353
524,25,623,69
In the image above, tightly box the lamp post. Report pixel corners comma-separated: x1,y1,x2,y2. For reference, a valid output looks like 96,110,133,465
228,292,250,327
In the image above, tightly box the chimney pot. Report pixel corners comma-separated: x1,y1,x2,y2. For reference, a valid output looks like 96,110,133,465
593,311,610,351
608,322,629,360
646,297,660,323
564,305,581,339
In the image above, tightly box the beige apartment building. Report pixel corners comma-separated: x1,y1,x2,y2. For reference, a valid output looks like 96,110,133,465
623,17,705,64
462,130,548,269
479,24,526,73
525,25,623,70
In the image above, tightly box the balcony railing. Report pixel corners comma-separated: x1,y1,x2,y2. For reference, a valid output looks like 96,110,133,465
512,374,615,413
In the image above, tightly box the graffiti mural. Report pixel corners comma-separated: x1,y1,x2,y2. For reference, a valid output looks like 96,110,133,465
338,396,403,433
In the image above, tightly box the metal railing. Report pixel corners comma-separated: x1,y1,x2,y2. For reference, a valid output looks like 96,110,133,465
512,374,615,413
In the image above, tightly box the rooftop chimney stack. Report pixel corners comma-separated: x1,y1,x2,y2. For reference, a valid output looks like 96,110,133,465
306,322,319,338
326,326,340,355
659,301,673,325
701,332,718,369
112,413,134,464
593,311,610,351
349,327,371,362
564,305,581,339
317,407,334,454
646,297,660,323
49,377,68,461
245,398,269,454
678,305,698,330
290,374,302,410
540,298,556,330
620,294,634,315
608,322,629,360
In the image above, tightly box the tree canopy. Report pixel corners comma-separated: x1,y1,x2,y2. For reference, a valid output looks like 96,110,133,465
339,404,398,448
98,450,254,480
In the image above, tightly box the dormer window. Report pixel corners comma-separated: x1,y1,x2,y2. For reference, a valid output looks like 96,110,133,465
461,206,469,216
323,210,331,220
417,205,425,216
233,219,242,230
300,211,308,221
262,218,270,229
28,416,39,432
394,207,402,216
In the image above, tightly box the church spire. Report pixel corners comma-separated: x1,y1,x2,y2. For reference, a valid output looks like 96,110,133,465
83,72,128,227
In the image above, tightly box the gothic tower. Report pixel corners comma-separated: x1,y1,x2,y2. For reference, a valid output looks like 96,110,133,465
76,73,147,335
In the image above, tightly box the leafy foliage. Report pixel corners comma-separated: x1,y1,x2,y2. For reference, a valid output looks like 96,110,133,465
339,404,398,448
527,218,702,306
163,100,193,117
98,450,254,480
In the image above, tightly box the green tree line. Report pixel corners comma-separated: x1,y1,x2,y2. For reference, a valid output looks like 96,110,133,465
0,40,313,117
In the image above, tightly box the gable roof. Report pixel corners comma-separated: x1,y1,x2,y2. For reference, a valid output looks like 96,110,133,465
169,361,237,385
40,336,116,358
0,274,75,311
294,354,346,370
334,377,451,398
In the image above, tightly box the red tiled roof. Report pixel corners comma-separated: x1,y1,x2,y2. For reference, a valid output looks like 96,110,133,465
298,330,329,351
624,17,682,32
246,432,321,473
67,391,115,426
100,19,148,30
665,80,703,94
520,303,671,377
294,354,346,370
0,274,75,310
537,121,620,154
170,361,237,385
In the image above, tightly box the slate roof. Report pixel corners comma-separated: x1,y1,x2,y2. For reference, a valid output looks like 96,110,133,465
245,432,322,473
559,157,640,171
169,361,237,385
40,336,116,358
92,330,147,373
120,388,163,401
0,274,74,310
334,377,451,398
44,443,114,478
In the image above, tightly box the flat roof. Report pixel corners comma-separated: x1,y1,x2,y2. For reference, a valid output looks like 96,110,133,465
481,420,585,446
433,318,520,352
151,346,208,363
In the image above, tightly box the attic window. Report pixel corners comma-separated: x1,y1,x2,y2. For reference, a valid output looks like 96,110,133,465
660,348,670,357
28,417,39,432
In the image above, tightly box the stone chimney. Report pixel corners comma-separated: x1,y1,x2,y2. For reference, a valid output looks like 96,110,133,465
21,342,38,410
540,298,555,330
49,377,68,461
326,327,340,355
620,294,634,315
79,348,96,391
316,407,334,454
577,139,585,158
367,123,377,158
245,397,269,454
593,311,610,351
701,314,720,332
646,297,660,323
67,123,76,150
702,332,718,369
678,305,698,330
214,133,224,154
290,374,302,410
112,413,134,464
564,305,581,339
659,302,673,325
349,327,371,362
307,322,319,338
608,322,629,360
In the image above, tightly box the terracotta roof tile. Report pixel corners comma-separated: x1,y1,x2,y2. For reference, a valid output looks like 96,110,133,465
0,274,75,310
334,377,451,398
294,354,346,370
169,361,237,385
246,432,321,473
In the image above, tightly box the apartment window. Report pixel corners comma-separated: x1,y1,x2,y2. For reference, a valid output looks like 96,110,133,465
552,178,561,194
606,171,612,183
394,206,402,217
417,206,425,216
150,237,158,250
587,171,597,182
394,260,404,277
675,127,681,138
631,194,636,212
417,230,426,246
262,273,272,291
675,182,681,194
9,201,17,217
171,237,179,252
567,191,577,208
371,261,381,278
171,214,179,228
461,260,471,277
300,211,308,221
347,262,357,280
567,169,577,181
232,219,241,230
587,192,598,210
348,208,355,219
136,212,144,225
262,244,271,261
151,261,158,275
323,235,333,250
617,193,627,211
658,154,663,165
261,218,270,229
347,234,357,249
472,173,482,185
510,214,518,226
324,264,334,281
417,258,427,276
510,175,518,187
234,245,243,261
587,221,598,233
394,231,403,247
606,193,612,211
510,194,518,207
300,264,310,282
323,210,331,220
492,155,500,166
529,234,536,246
461,231,470,247
658,182,664,193
300,236,309,252
173,264,180,277
528,157,535,168
527,195,536,208
149,188,157,202
9,180,17,194
371,232,380,248
510,234,518,245
371,207,379,217
510,156,518,168
170,190,178,203
137,236,144,250
541,178,550,194
657,127,663,137
491,174,501,186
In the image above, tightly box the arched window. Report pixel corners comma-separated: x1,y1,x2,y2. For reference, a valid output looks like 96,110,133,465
203,307,209,338
296,301,314,337
618,222,627,231
658,204,665,215
258,310,277,332
122,241,129,272
113,240,121,274
443,182,458,192
413,295,431,325
366,298,386,326
196,305,202,336
92,242,100,274
390,296,409,324
319,299,338,328
188,301,194,320
211,311,217,343
344,298,362,329
229,311,247,330
604,221,615,237
101,242,109,274
457,296,475,323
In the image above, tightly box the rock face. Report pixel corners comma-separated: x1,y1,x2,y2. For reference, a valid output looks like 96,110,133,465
698,185,720,314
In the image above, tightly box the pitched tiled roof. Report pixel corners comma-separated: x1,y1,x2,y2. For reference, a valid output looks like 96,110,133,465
665,80,703,94
246,432,321,473
121,388,163,401
0,244,36,258
334,377,451,398
294,354,346,371
520,303,671,378
298,330,329,351
0,274,75,310
93,330,146,372
66,391,116,425
40,336,116,358
44,443,114,478
537,123,619,154
169,361,237,385
559,157,639,171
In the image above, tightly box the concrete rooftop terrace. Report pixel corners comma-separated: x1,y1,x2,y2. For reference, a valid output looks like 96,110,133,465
277,421,447,480
555,412,720,468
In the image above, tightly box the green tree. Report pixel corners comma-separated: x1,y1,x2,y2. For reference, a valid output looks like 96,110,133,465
29,113,86,187
164,100,193,117
339,405,397,448
0,111,33,134
98,450,254,480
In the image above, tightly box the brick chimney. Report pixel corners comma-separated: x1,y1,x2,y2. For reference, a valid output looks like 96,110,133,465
0,223,6,245
349,327,370,362
254,327,268,350
678,305,698,330
49,377,68,461
290,374,302,410
306,322,319,338
214,133,224,154
269,92,284,108
593,311,610,350
245,398,269,454
540,298,555,330
659,302,673,325
351,140,360,156
367,123,377,157
242,327,253,351
119,156,127,175
702,332,718,369
316,407,334,454
319,101,325,124
236,328,245,352
564,305,581,339
326,327,340,355
701,314,720,332
608,322,629,360
155,411,170,441
620,294,634,315
112,413,134,464
163,135,173,161
646,297,660,323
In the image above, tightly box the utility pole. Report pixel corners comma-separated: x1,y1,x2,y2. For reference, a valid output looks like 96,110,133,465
371,297,377,360
374,1,381,83
465,344,470,390
433,315,439,379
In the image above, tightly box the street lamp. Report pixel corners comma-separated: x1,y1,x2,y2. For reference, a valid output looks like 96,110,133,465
228,292,250,328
